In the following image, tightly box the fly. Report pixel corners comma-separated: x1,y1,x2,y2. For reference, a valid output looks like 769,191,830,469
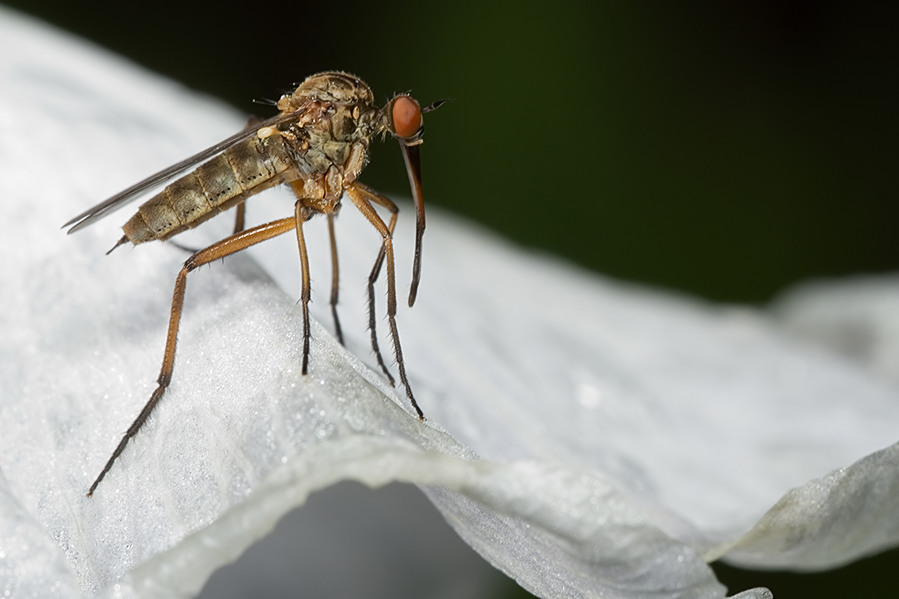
64,71,444,497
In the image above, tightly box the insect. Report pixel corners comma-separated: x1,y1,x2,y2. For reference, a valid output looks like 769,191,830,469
64,71,443,497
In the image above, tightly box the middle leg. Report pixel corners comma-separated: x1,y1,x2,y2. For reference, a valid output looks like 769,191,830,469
326,211,344,345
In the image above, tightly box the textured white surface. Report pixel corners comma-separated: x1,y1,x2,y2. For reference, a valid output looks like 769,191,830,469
1,7,898,599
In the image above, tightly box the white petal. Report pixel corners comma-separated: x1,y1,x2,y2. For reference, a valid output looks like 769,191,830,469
725,441,899,569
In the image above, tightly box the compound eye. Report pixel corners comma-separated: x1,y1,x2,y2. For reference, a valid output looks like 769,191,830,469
391,95,422,140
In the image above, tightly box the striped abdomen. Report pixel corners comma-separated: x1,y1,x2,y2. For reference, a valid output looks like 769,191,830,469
122,133,296,244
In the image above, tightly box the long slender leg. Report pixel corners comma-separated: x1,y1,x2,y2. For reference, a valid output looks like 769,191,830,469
230,115,261,236
326,212,344,345
294,202,312,375
287,182,344,351
346,184,424,420
88,217,297,497
354,183,398,385
233,201,246,234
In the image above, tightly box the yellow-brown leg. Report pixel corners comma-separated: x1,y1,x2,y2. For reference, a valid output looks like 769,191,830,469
326,212,344,346
346,184,423,420
233,201,246,234
231,116,260,236
288,183,345,350
88,217,297,497
293,201,312,375
353,183,398,386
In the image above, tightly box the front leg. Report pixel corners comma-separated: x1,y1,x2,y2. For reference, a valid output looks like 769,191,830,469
353,183,398,386
346,184,424,420
326,211,344,346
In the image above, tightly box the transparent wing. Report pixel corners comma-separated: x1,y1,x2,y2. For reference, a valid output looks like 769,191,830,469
63,111,299,234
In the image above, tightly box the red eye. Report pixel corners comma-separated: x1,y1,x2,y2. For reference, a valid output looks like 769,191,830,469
392,95,422,139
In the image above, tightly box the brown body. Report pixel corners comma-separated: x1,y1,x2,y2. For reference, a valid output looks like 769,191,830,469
122,72,377,244
64,71,442,497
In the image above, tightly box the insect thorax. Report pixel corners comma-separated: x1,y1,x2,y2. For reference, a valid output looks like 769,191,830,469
277,73,383,197
283,71,375,110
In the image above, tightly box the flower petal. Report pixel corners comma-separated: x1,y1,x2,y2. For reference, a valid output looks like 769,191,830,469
725,440,899,569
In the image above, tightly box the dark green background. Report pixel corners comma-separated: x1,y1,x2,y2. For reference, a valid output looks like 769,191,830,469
9,1,897,596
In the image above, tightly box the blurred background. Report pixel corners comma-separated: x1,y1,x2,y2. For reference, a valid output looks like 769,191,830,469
6,1,896,596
